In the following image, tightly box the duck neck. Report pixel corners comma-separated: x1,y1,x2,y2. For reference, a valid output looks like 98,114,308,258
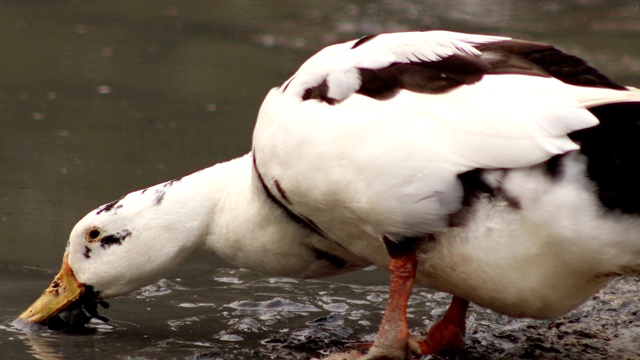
147,153,260,256
203,153,304,272
202,153,353,277
130,152,356,280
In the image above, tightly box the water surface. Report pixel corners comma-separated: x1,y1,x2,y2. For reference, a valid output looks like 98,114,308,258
1,1,640,359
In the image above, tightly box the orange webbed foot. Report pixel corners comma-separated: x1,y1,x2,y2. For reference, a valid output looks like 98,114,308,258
317,237,421,360
419,295,470,355
317,239,471,360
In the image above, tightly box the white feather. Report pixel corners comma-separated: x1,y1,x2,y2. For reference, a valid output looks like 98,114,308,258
254,73,601,239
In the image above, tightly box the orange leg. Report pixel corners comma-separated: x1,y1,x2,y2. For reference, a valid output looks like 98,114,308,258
363,237,419,359
419,295,469,355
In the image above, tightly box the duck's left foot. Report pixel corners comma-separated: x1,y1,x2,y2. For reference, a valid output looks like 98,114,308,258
317,238,421,360
418,296,469,355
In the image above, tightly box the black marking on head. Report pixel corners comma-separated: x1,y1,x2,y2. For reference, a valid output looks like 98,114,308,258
154,189,166,206
302,79,337,105
570,102,640,214
100,229,132,249
141,188,149,194
273,180,292,205
96,197,124,215
83,246,92,259
476,40,626,90
302,88,313,100
351,34,378,49
252,153,329,238
310,247,346,269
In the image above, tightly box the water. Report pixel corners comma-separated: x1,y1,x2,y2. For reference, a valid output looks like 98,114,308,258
1,1,640,359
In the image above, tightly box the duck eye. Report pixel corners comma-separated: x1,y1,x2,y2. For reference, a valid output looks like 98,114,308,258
87,228,102,241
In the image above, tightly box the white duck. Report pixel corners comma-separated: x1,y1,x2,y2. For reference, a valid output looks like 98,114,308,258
17,31,640,359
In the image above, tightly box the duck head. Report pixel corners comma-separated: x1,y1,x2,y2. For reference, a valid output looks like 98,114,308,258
17,174,214,329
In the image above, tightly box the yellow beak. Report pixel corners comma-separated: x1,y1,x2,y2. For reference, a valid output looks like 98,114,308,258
18,253,85,324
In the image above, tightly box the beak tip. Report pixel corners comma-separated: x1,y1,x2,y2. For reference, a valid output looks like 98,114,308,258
17,308,42,323
11,317,46,332
17,253,86,327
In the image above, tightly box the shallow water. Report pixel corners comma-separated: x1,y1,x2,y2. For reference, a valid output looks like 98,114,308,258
1,1,640,359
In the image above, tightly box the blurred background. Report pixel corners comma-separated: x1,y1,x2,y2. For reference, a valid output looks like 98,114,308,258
1,1,639,359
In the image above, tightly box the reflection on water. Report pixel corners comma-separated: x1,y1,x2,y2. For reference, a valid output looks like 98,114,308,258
1,1,640,359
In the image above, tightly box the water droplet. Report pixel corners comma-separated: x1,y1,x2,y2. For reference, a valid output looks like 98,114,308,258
219,334,244,342
323,303,349,312
100,47,113,56
234,317,261,332
260,35,276,47
46,92,57,101
31,112,46,121
214,277,243,284
227,297,320,312
178,302,214,308
166,6,179,16
307,313,344,326
137,279,174,298
97,85,112,94
74,24,87,34
206,103,217,112
292,37,306,48
268,277,298,284
55,129,71,137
